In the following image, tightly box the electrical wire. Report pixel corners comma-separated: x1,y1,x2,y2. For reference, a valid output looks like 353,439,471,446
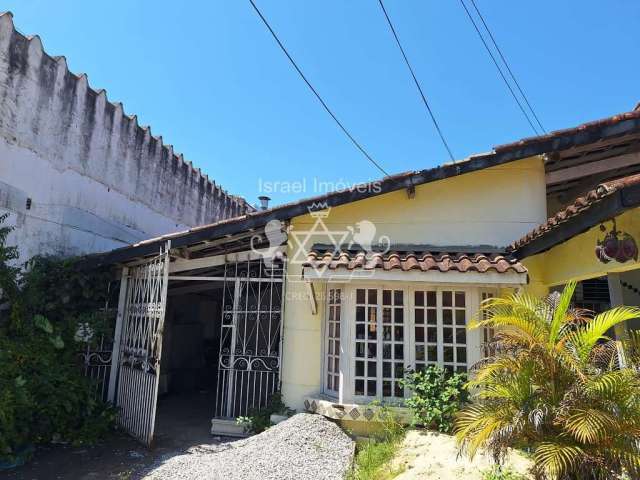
378,0,455,162
469,0,545,133
458,0,540,135
248,0,389,176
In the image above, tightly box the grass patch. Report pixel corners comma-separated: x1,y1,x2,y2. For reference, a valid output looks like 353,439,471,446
481,465,529,480
347,406,406,480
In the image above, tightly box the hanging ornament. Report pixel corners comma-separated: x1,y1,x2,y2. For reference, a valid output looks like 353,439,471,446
595,220,638,264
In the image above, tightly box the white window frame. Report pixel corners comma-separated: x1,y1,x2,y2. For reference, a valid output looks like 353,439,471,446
322,282,485,404
322,284,343,398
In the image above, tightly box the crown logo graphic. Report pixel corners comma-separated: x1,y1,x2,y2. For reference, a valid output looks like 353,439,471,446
308,201,331,218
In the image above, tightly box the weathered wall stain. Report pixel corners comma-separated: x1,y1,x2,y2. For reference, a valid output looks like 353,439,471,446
0,12,251,261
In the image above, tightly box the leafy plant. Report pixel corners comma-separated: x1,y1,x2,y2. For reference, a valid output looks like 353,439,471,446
0,214,117,467
347,404,406,480
455,282,640,479
236,392,294,434
400,365,467,433
481,465,529,480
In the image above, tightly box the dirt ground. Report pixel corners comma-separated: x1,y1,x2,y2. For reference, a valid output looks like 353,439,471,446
3,391,231,480
392,430,532,480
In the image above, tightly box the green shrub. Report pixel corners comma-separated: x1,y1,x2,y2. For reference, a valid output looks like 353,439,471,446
481,465,528,480
0,215,117,466
400,365,467,433
236,392,294,434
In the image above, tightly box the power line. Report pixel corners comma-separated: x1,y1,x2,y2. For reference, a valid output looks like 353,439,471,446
469,0,545,133
248,0,389,176
377,0,455,162
458,0,540,135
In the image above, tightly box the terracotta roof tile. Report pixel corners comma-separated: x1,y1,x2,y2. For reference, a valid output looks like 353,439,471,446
304,250,527,274
510,173,640,251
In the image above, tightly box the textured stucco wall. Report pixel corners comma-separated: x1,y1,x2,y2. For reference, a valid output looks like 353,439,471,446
281,156,548,411
0,12,250,262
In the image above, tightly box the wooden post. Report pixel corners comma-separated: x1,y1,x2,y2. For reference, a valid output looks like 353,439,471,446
107,266,129,404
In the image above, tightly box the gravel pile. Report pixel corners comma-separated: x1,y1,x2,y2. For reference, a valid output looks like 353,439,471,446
140,413,355,480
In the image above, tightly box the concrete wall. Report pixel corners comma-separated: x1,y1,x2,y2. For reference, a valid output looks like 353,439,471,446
0,12,250,262
281,156,548,410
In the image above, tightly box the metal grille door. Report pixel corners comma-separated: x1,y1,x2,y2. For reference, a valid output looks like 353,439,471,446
215,258,284,418
115,247,169,445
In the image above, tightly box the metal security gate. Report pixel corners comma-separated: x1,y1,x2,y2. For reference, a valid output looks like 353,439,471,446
215,257,285,418
110,245,170,446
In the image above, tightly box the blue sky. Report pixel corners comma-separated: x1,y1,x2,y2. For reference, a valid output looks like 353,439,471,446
4,1,640,206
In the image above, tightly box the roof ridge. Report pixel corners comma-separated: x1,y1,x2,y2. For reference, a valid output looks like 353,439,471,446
0,11,250,210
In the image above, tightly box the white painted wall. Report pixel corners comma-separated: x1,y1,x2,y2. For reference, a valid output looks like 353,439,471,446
0,13,249,263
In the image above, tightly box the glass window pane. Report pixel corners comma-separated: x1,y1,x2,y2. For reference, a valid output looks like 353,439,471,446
415,309,424,324
395,308,403,324
383,307,392,324
383,326,392,341
394,383,403,398
356,306,365,323
444,327,453,343
368,289,377,304
368,343,377,358
383,289,391,305
367,380,377,396
427,309,437,325
356,342,365,358
368,323,377,340
455,310,466,325
455,291,465,307
394,290,403,306
368,361,377,377
427,327,437,343
457,347,467,363
444,346,454,362
356,360,364,376
427,291,436,307
394,326,404,341
415,326,424,342
327,374,333,390
355,379,365,396
394,362,403,379
456,328,466,344
394,344,404,359
368,307,377,323
356,324,365,339
334,358,339,372
427,345,438,361
443,310,453,325
443,291,452,307
415,344,425,361
383,380,392,397
356,289,365,304
414,291,424,306
383,362,392,377
383,344,391,359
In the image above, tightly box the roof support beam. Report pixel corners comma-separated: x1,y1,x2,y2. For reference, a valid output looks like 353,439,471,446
546,152,640,185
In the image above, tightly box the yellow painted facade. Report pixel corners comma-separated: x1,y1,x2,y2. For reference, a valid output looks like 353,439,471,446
522,207,640,291
280,156,547,411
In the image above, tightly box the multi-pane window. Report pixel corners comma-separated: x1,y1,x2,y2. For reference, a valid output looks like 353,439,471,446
442,290,467,373
414,290,438,371
355,288,379,397
382,289,405,398
481,291,495,358
354,288,406,398
325,288,342,394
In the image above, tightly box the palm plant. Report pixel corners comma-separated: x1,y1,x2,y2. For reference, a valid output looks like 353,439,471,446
455,281,640,479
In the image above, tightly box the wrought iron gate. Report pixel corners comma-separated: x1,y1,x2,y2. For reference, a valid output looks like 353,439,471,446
214,257,285,418
113,245,170,445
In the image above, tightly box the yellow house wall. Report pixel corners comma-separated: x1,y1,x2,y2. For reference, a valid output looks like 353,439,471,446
522,207,640,289
280,157,547,411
